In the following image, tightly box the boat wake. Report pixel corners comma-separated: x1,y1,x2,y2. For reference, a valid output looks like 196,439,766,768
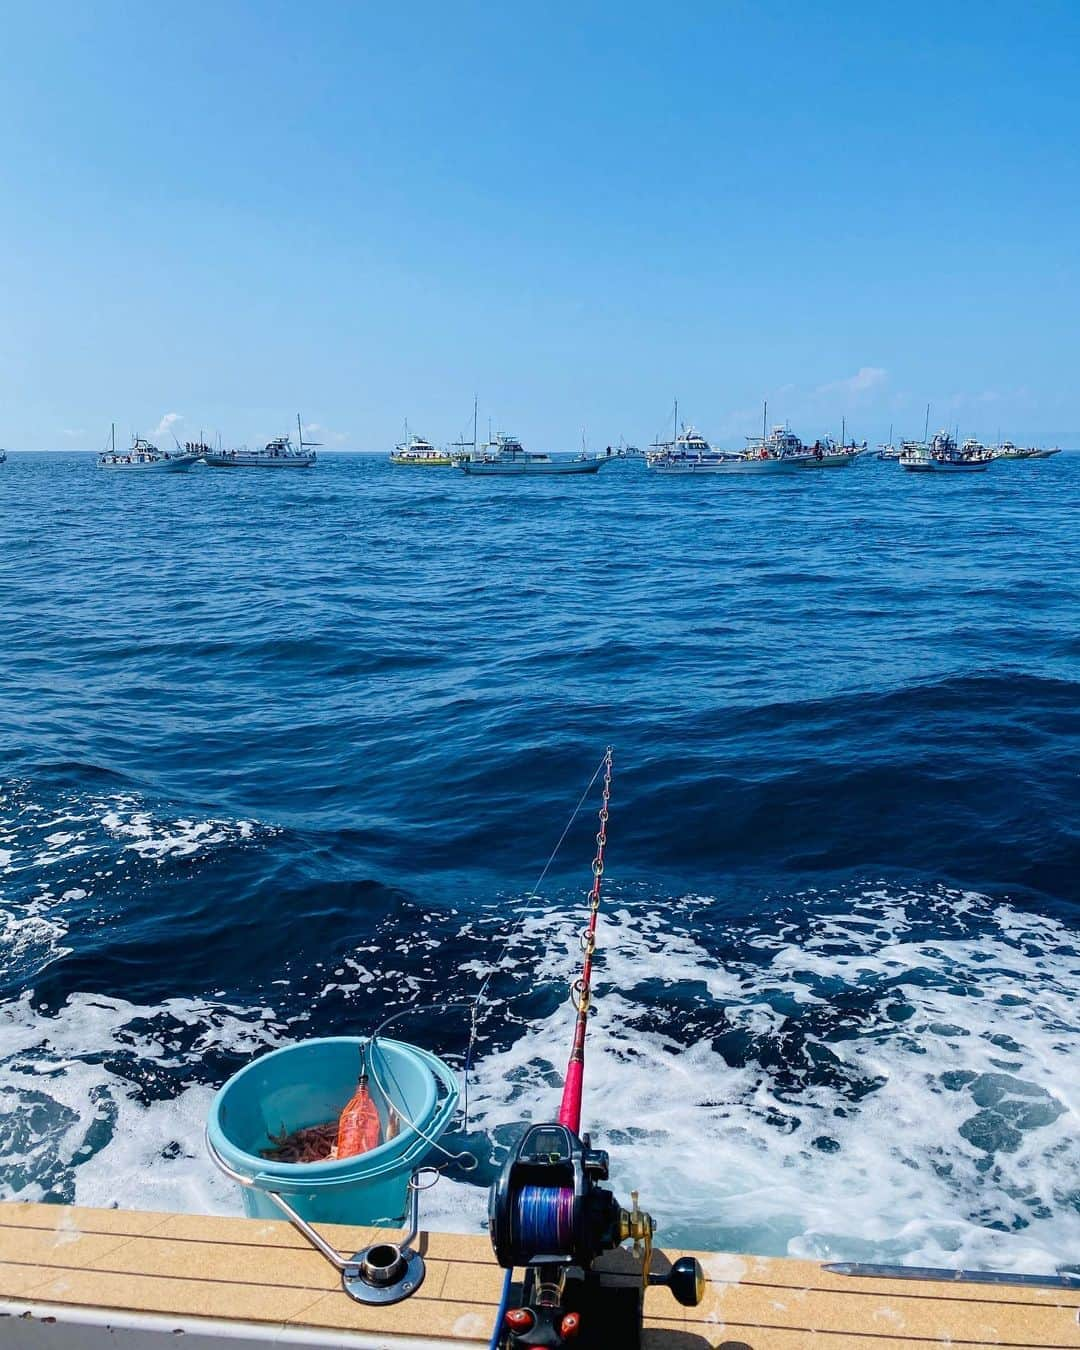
1,860,1077,1275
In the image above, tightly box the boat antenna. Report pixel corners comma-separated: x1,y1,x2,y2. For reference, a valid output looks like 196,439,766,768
296,413,321,454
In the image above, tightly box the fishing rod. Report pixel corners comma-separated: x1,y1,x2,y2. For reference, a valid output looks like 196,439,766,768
488,748,705,1349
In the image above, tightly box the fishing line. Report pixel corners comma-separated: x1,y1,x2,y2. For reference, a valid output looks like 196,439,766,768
464,749,611,1084
360,749,613,1176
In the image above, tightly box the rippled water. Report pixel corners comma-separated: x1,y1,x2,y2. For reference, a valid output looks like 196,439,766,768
1,450,1077,1271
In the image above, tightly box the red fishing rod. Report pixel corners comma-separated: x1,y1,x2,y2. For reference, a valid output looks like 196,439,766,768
556,746,612,1136
488,748,704,1349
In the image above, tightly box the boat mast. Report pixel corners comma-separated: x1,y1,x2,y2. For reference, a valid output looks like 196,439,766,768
111,422,115,454
674,396,678,448
924,403,930,442
842,416,846,448
763,399,767,442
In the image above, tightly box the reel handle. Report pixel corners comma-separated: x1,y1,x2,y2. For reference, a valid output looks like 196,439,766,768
648,1254,707,1308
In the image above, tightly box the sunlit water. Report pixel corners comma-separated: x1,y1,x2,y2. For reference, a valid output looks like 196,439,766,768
1,450,1077,1272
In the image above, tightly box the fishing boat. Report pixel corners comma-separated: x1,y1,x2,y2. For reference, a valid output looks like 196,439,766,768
931,431,993,472
991,440,1035,460
898,439,934,471
205,417,318,468
990,440,1062,460
389,430,457,466
459,433,603,476
900,432,992,473
0,448,6,465
97,425,199,471
877,425,900,460
646,423,747,473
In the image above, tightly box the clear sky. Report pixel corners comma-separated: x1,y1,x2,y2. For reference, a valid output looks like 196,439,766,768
2,1,1078,451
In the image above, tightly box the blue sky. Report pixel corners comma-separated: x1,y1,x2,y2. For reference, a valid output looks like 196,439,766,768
2,2,1078,450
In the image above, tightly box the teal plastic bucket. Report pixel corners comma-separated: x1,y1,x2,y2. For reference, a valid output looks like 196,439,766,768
207,1037,458,1227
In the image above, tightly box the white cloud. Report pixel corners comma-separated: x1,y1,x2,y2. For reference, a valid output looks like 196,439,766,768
301,422,347,445
817,367,888,398
154,412,183,437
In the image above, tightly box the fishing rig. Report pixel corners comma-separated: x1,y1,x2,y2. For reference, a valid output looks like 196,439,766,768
487,748,705,1348
207,748,704,1340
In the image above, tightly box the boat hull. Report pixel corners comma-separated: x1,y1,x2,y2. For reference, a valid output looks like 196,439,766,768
460,459,601,476
787,453,858,468
204,455,315,468
901,458,988,473
98,454,199,472
649,457,793,474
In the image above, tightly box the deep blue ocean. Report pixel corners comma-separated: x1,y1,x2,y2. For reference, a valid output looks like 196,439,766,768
1,449,1077,1273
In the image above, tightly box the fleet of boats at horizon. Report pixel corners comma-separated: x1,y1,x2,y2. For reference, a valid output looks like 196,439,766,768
385,413,1061,478
384,400,1061,477
2,410,1057,478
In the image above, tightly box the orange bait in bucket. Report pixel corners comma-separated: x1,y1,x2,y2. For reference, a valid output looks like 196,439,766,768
336,1074,382,1158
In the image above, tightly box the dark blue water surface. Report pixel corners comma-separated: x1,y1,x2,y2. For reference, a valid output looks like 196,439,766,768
1,450,1078,1268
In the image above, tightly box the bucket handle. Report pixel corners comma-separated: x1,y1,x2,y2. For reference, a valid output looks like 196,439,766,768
205,1129,422,1270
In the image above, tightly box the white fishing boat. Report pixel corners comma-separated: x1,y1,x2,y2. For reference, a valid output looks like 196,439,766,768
993,441,1062,460
205,417,318,469
646,423,747,473
898,440,934,471
97,425,199,471
740,425,860,471
932,432,993,472
901,432,992,473
991,440,1034,460
458,433,603,476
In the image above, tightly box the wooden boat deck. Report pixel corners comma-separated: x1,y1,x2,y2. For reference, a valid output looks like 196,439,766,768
0,1201,1077,1347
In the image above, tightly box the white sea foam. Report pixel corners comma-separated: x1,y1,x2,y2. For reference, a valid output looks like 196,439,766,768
417,886,1080,1273
0,880,1077,1274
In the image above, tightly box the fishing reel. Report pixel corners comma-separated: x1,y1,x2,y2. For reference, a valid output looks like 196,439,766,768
489,1122,705,1348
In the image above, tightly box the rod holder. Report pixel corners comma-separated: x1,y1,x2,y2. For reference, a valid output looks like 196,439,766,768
205,1129,427,1304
